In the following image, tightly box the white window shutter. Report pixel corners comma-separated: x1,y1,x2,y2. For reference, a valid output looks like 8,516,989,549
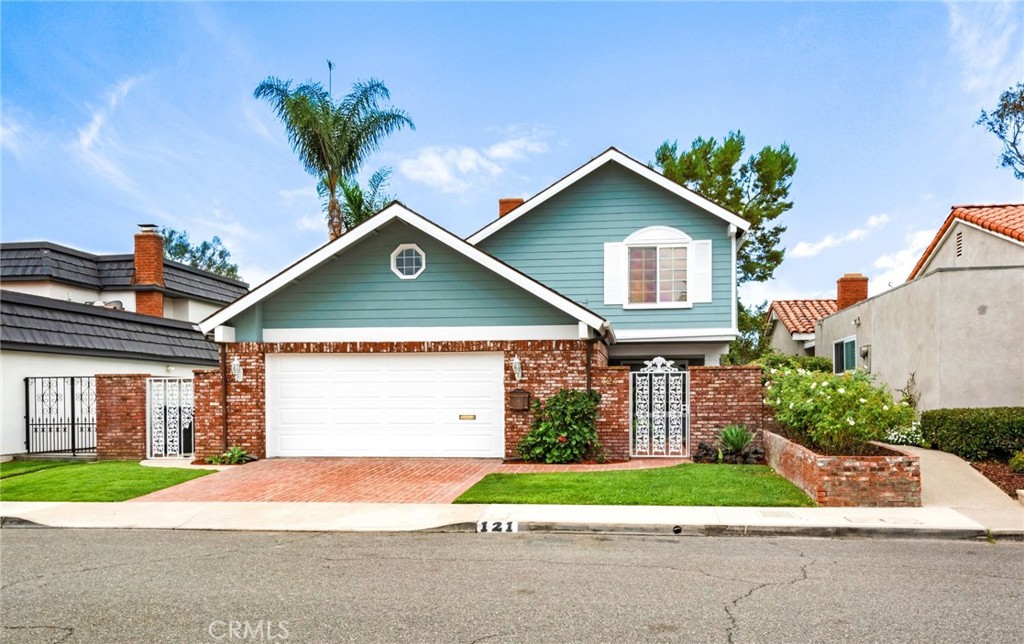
603,242,626,305
690,240,713,303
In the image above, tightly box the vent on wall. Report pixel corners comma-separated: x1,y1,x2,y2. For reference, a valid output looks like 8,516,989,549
956,230,963,257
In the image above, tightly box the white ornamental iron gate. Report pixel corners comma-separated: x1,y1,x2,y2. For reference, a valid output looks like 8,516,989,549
147,378,195,458
630,357,689,457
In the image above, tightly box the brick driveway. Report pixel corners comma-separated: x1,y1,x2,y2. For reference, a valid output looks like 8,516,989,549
136,457,691,504
136,458,503,504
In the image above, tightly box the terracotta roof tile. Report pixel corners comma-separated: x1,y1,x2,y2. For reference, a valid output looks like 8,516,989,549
769,299,838,334
907,204,1024,280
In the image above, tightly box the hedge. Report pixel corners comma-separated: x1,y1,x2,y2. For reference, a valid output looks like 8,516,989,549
920,407,1024,461
753,353,833,374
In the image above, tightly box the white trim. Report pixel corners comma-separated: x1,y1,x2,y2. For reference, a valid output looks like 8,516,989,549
390,243,425,280
624,233,693,308
623,225,692,245
914,217,1024,279
803,340,816,349
199,203,607,335
262,325,582,343
791,333,815,341
467,148,751,244
213,326,235,343
614,327,739,343
730,225,738,332
833,335,857,373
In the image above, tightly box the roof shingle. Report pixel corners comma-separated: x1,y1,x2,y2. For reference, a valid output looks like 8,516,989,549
769,299,838,334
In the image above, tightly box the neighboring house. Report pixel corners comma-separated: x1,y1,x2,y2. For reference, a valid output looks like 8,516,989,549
767,273,867,356
196,148,751,459
816,204,1024,411
0,226,248,456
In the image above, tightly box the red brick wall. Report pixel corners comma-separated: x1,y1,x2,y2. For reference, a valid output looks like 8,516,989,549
837,272,869,310
135,290,164,317
96,374,148,460
193,369,225,458
763,431,921,507
192,340,631,461
689,366,767,448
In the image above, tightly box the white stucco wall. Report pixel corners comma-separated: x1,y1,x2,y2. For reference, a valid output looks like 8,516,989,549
816,266,1024,411
1,350,212,456
924,221,1024,275
768,319,812,356
2,281,138,312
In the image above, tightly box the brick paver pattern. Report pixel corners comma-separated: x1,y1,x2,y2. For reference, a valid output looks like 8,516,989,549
136,457,688,504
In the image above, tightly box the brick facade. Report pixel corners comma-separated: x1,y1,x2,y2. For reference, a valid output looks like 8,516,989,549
763,431,921,507
193,340,631,461
688,366,768,448
132,228,166,317
95,374,149,460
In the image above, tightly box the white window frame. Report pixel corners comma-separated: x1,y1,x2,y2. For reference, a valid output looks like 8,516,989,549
390,243,426,280
623,226,693,310
833,336,857,373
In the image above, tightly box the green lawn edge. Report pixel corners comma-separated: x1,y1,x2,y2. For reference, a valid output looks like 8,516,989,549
454,463,815,507
0,460,77,480
0,461,213,502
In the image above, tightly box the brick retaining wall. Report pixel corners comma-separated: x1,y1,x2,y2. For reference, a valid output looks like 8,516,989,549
763,430,921,507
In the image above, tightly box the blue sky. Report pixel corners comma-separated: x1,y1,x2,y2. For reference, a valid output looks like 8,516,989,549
3,1,1022,304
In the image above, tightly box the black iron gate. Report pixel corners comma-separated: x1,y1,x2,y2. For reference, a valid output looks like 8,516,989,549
25,377,97,455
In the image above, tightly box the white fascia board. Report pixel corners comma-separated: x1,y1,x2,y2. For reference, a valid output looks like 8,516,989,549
792,333,815,341
613,328,739,343
467,148,751,244
199,203,606,335
803,340,816,349
262,325,582,343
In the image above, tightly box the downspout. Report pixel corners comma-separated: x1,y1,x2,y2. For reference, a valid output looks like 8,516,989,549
219,344,229,452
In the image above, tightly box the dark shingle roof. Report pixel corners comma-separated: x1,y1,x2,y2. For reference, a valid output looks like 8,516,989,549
0,242,247,304
0,290,218,365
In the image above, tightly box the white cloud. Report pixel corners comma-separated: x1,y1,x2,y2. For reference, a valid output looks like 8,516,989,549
790,213,890,258
1,115,23,156
869,229,936,294
398,131,550,194
297,214,325,232
947,1,1020,98
278,186,318,202
73,76,146,191
740,280,832,306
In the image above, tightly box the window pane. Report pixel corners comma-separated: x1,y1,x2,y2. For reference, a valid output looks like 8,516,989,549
844,340,856,371
658,246,687,303
629,247,657,303
834,342,845,373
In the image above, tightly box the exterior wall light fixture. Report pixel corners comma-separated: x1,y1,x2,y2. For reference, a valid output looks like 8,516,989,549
230,356,244,382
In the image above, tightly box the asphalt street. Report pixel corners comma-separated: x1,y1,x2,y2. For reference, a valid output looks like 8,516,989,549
0,529,1021,643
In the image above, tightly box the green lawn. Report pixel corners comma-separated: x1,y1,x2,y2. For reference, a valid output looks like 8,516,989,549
0,461,213,502
0,460,77,479
454,464,814,507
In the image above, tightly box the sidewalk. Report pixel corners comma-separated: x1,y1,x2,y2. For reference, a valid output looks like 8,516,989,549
2,500,1020,540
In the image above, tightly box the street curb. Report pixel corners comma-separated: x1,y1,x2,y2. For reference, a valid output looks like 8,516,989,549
0,516,47,529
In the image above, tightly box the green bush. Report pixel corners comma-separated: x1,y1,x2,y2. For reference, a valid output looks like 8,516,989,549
517,390,602,464
718,425,754,455
765,367,914,455
205,446,251,465
920,407,1024,461
1009,450,1024,474
884,422,923,447
754,353,833,375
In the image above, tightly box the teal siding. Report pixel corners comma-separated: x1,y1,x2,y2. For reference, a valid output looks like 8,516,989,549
229,220,575,340
478,163,735,331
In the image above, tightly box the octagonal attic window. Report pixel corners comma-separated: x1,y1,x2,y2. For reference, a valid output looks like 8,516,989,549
391,244,425,279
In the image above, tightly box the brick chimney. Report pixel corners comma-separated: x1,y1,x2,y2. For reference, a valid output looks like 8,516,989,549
836,273,869,311
499,198,524,217
132,224,165,317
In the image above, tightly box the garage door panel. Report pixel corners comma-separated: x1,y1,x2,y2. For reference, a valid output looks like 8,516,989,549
266,352,504,457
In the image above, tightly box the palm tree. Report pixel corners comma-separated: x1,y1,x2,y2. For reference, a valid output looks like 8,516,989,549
254,77,413,240
319,167,394,231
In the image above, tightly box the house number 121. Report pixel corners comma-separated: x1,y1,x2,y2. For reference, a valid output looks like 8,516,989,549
477,521,518,533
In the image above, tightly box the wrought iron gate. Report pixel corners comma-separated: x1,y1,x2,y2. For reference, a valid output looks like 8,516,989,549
630,357,689,457
24,377,97,454
147,378,195,458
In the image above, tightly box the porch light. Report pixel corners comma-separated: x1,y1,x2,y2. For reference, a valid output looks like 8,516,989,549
511,356,523,382
230,356,244,382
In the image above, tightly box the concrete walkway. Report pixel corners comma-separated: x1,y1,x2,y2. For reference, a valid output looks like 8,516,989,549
900,445,1023,531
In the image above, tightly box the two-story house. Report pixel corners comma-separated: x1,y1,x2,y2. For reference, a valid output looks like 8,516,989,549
197,148,750,460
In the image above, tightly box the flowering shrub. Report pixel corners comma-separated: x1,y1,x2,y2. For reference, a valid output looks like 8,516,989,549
765,367,914,455
517,389,603,464
884,422,923,447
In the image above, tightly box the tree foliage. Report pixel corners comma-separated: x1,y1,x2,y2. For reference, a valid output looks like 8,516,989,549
317,166,394,231
254,76,413,240
720,301,771,365
655,131,797,285
977,82,1024,181
160,228,241,281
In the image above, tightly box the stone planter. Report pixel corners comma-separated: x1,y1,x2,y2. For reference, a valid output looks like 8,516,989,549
763,431,921,507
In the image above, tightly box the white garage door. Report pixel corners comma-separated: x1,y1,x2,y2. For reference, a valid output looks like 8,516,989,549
265,352,505,457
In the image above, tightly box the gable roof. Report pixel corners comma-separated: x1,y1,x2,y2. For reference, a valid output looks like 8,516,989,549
0,290,217,364
466,147,751,244
907,204,1024,280
769,299,838,335
199,202,609,336
0,242,248,304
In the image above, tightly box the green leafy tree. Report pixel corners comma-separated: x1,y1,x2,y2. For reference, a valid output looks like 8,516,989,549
160,228,241,281
318,167,394,231
254,76,413,240
977,82,1024,180
655,132,798,364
